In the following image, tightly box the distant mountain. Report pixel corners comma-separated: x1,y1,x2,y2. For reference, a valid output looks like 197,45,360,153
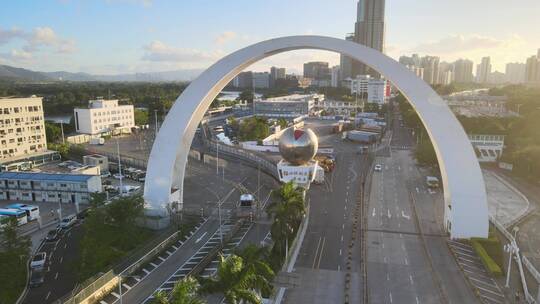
0,65,51,81
0,64,203,82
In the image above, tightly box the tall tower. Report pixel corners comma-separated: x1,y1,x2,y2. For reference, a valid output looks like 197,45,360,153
476,57,491,83
353,0,386,77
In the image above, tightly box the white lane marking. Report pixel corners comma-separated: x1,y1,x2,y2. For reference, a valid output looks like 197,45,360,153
372,208,376,217
342,224,345,230
338,265,341,271
401,211,410,220
196,232,207,243
387,209,391,218
339,249,342,256
416,187,419,193
341,235,344,242
389,292,393,303
409,274,414,284
150,262,158,267
142,268,150,274
386,273,390,281
59,256,63,264
405,257,409,265
416,296,420,304
55,272,59,280
123,283,132,290
158,256,166,262
45,291,51,300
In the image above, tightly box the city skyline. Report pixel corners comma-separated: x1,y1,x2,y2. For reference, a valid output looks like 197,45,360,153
0,0,539,75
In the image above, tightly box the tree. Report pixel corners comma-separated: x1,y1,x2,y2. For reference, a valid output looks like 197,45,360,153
235,245,275,296
152,276,206,304
45,121,62,143
200,254,269,304
277,118,288,129
239,90,255,104
134,109,149,125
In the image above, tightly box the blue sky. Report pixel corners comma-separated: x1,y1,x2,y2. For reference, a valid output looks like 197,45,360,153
1,0,539,75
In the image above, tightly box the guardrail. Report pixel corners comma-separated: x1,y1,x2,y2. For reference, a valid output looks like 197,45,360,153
489,215,539,303
56,227,181,304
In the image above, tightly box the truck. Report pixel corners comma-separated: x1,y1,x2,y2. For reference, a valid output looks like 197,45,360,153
313,165,325,184
346,130,378,144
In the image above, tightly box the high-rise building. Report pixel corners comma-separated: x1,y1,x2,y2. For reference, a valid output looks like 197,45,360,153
453,59,474,83
476,57,492,83
232,71,253,89
0,96,47,160
346,75,389,105
304,62,331,87
505,62,526,84
270,67,286,81
331,66,341,87
421,56,440,85
438,62,454,85
352,0,386,77
340,33,355,81
525,55,540,83
252,72,271,89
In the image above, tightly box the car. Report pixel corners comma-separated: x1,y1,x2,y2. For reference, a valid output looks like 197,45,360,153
29,270,45,287
45,228,60,241
100,172,111,178
113,173,124,179
59,215,77,229
30,252,46,269
374,164,382,172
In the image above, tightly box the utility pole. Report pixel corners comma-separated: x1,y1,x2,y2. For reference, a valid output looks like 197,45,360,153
116,139,123,195
154,110,159,138
60,121,65,144
216,142,219,175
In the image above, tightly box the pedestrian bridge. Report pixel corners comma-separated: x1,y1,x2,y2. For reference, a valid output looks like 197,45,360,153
143,35,488,239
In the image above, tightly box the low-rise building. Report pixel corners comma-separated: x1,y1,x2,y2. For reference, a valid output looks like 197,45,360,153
343,75,390,105
469,134,505,162
0,171,102,204
253,94,323,118
74,98,134,135
83,154,109,174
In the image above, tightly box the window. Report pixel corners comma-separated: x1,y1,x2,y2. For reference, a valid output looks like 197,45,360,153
60,183,67,187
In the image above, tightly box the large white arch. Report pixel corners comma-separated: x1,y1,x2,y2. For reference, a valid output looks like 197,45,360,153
143,35,488,239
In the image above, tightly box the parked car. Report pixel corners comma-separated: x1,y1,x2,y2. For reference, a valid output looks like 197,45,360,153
59,215,77,229
374,164,382,172
30,252,46,269
113,173,124,179
100,171,111,178
29,270,45,287
45,228,60,242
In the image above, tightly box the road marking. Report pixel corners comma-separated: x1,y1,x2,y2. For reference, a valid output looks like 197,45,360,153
123,283,132,290
409,274,414,284
342,223,345,230
45,291,51,300
55,272,59,280
416,187,419,193
195,232,207,243
372,208,376,217
312,237,322,269
341,235,344,242
389,292,393,303
158,256,166,262
405,257,409,265
387,273,390,281
401,211,410,220
316,237,326,269
59,256,63,264
416,296,420,304
150,262,158,268
338,265,340,271
344,205,347,210
387,209,391,218
339,249,342,256
111,292,120,298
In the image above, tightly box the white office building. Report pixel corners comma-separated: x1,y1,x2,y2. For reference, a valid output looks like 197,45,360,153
74,98,134,135
0,171,102,204
253,94,323,118
344,75,389,105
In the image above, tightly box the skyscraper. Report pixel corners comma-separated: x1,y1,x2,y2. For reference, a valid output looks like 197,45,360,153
476,57,492,83
525,54,540,83
340,33,355,81
352,0,386,77
505,63,526,84
453,59,474,83
421,56,440,85
303,61,331,87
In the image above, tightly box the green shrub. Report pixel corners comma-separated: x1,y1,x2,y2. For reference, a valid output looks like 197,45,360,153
471,240,503,276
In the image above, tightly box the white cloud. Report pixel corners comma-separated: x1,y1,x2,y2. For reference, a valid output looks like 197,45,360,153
0,26,77,55
215,31,238,45
142,41,222,65
0,28,25,45
412,34,504,54
0,49,33,63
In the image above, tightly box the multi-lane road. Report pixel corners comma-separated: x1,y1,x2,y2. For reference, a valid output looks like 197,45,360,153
366,110,478,304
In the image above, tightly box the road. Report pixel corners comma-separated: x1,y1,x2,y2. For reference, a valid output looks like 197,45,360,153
284,120,370,303
365,109,478,304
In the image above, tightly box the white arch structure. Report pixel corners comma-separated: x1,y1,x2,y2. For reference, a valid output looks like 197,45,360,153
143,35,488,239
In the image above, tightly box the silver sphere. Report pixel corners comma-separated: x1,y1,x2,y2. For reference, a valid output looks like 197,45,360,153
278,127,318,165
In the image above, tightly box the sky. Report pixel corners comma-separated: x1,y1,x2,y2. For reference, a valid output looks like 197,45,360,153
0,0,539,75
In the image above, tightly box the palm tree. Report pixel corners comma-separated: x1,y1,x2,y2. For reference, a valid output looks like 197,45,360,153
236,245,275,296
267,182,305,257
151,276,205,304
200,254,271,304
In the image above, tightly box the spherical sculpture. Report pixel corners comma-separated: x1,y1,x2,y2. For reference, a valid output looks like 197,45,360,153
278,128,318,165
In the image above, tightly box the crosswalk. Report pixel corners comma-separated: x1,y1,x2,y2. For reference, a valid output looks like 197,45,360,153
96,219,206,304
448,240,507,304
143,219,252,303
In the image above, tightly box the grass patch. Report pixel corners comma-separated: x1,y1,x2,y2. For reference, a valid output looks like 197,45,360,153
471,226,504,276
0,253,27,304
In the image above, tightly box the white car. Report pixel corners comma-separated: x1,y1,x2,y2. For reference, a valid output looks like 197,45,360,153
30,252,47,269
113,173,124,179
374,164,382,172
59,215,77,229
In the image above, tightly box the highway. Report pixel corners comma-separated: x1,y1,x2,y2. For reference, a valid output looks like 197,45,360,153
365,110,478,304
284,120,370,303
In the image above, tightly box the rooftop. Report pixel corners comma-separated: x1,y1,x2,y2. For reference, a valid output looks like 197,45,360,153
0,171,95,182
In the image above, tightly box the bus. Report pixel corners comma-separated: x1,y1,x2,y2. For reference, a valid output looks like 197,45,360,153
0,161,33,172
6,203,40,221
0,208,28,226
